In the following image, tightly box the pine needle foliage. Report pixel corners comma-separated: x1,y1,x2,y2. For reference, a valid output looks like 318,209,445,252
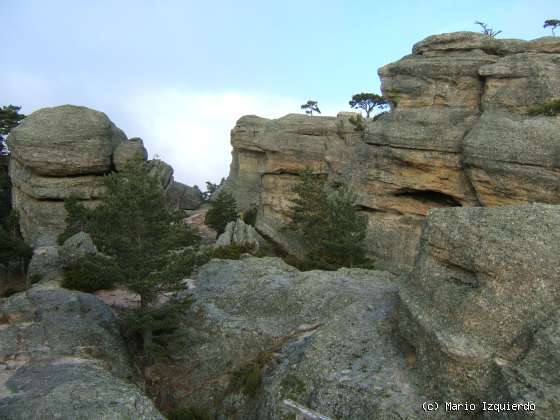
285,168,369,269
204,190,238,235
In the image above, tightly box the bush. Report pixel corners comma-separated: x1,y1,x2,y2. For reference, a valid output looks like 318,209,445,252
211,243,256,260
528,99,560,116
285,169,369,269
166,407,213,420
62,254,121,293
204,190,238,235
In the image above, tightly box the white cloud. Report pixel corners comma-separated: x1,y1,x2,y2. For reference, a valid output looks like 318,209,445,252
0,70,343,187
119,90,340,187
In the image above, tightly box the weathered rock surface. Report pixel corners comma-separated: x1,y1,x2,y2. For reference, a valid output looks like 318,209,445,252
59,231,98,268
148,159,175,190
7,105,126,177
154,257,442,419
26,246,63,284
399,204,560,413
0,284,164,419
165,181,203,211
6,105,126,247
7,106,201,246
215,218,261,249
113,137,148,171
224,32,560,273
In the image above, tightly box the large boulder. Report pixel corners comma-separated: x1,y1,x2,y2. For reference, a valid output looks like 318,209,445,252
165,181,203,211
7,105,127,247
148,159,174,189
7,105,125,176
0,284,164,419
59,231,98,268
26,246,63,284
398,204,560,408
153,257,442,419
113,137,148,171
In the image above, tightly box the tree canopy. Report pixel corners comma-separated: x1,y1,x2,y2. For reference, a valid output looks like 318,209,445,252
204,189,238,235
301,100,321,116
0,105,25,155
60,160,202,362
286,168,368,269
544,19,560,36
349,93,388,118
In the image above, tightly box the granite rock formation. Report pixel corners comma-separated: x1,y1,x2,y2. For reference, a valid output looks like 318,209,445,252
7,106,201,248
215,218,262,249
7,105,126,247
399,204,560,416
0,284,164,419
224,32,560,273
154,257,442,419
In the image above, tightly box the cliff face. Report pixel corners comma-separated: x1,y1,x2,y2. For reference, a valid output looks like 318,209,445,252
225,32,560,272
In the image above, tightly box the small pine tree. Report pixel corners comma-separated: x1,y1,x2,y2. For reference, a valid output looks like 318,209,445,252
204,190,238,235
0,105,26,155
286,168,369,269
544,19,560,36
317,187,368,268
349,93,388,118
60,160,200,363
300,100,321,116
286,168,328,244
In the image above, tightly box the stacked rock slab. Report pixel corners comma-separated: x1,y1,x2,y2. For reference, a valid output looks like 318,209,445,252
8,105,202,248
7,105,128,247
225,32,560,273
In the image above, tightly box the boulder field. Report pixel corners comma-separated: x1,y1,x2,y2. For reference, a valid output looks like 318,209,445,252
224,32,560,273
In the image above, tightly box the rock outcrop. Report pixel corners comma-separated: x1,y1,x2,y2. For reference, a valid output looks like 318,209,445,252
7,106,201,247
224,33,560,273
113,137,148,171
0,284,164,419
399,204,560,416
165,181,203,211
215,218,261,249
154,257,440,419
7,105,126,247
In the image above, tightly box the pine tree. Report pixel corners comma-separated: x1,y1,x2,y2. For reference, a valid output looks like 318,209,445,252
204,190,238,235
61,160,201,362
286,168,369,269
317,187,368,267
286,168,328,244
0,105,26,155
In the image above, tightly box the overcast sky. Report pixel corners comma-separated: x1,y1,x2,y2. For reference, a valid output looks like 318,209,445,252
2,0,557,187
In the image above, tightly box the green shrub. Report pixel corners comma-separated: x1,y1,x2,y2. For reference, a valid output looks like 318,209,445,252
62,254,121,292
528,99,560,116
348,114,365,132
227,351,274,397
204,190,238,235
166,407,213,420
211,243,256,260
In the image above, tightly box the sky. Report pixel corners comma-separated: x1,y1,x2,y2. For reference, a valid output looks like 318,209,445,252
2,0,557,187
